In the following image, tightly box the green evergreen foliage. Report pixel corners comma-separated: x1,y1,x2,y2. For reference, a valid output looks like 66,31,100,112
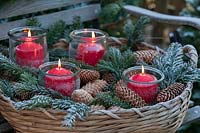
123,16,150,50
99,3,122,24
0,53,24,78
0,53,38,83
0,80,14,99
153,42,200,89
64,16,84,42
61,102,90,127
19,72,38,85
97,47,135,80
69,58,95,70
26,17,42,27
14,95,90,127
14,95,53,110
91,92,132,109
47,20,66,46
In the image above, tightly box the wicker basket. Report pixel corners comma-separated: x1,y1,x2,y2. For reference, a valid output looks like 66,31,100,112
0,38,197,133
0,82,192,133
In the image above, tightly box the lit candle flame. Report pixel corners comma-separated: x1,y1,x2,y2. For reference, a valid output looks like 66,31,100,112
58,59,61,69
91,32,96,43
92,32,95,38
28,30,31,37
142,65,144,74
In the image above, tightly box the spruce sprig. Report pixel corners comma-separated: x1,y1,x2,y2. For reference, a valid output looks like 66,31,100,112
0,53,38,82
19,72,38,85
14,95,90,127
14,95,53,110
153,42,200,88
0,80,14,99
62,103,90,127
123,16,150,50
13,82,65,99
97,47,135,80
91,92,132,109
0,53,24,77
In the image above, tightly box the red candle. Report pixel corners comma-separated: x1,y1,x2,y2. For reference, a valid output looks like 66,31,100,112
45,59,75,96
127,66,158,104
15,30,44,68
76,32,105,66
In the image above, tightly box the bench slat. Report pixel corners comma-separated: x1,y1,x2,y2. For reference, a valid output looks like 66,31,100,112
182,106,200,126
0,0,97,19
0,4,101,40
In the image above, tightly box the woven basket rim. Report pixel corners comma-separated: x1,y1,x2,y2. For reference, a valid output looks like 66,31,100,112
0,82,192,116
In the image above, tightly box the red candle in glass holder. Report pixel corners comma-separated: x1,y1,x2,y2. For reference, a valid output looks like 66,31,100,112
76,32,105,66
15,30,44,68
45,59,75,96
128,66,158,104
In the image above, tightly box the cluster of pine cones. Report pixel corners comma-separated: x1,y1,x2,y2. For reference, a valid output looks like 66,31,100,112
71,49,186,110
71,69,107,104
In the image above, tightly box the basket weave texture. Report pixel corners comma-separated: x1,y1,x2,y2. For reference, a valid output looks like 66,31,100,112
0,82,192,133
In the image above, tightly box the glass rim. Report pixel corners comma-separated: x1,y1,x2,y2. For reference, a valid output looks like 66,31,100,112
8,26,46,40
122,66,165,84
70,28,108,40
39,61,80,77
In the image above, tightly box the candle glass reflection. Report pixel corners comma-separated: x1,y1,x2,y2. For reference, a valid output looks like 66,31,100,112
8,27,48,68
38,61,80,96
69,29,108,66
122,66,164,104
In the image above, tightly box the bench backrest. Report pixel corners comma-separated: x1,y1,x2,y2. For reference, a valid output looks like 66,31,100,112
0,0,100,40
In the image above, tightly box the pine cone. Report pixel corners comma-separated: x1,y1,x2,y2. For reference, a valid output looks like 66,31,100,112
116,81,147,108
91,105,105,111
82,80,107,97
156,83,185,102
133,50,159,63
102,73,116,84
14,92,34,101
71,89,94,104
79,69,100,85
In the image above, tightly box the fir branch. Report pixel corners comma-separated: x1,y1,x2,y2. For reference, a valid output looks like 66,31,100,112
64,16,84,42
153,42,200,88
13,82,65,99
47,20,66,46
53,99,90,128
99,3,122,24
97,47,135,80
19,72,38,85
14,95,53,110
52,99,75,110
14,96,90,128
91,92,132,109
123,16,150,50
26,17,41,27
69,58,95,70
62,103,90,127
0,80,14,99
0,53,24,77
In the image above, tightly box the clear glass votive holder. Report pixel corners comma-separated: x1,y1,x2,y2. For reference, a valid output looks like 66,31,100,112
122,66,165,104
8,27,48,68
39,61,80,96
69,28,108,66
